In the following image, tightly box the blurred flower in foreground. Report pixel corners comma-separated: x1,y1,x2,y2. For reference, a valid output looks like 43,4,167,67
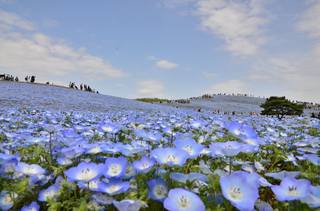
271,177,311,201
164,188,205,211
220,171,259,210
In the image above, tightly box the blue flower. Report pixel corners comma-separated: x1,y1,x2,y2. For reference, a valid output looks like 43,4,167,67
113,199,145,211
301,185,320,208
210,141,245,157
265,171,300,180
170,172,208,184
220,171,259,210
151,148,189,167
0,191,17,211
104,157,127,179
147,178,168,202
21,201,40,211
57,157,72,166
78,178,106,192
99,180,130,196
174,138,204,158
38,184,60,202
271,177,311,201
64,162,104,182
99,122,120,134
164,188,205,211
132,156,155,174
16,162,46,176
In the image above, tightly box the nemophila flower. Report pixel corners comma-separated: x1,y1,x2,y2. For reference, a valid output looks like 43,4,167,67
174,138,204,158
265,171,300,180
38,184,60,202
78,179,105,192
190,120,204,129
170,172,208,184
301,185,320,208
255,200,273,211
271,177,311,201
21,201,40,211
65,162,104,182
0,191,17,211
132,156,155,174
99,180,130,196
104,157,127,179
225,121,242,136
0,153,20,164
151,148,189,166
113,199,145,211
303,154,320,166
85,144,104,155
164,188,205,211
99,122,120,134
220,171,259,210
57,157,72,166
147,178,168,202
241,125,258,138
210,141,244,157
254,161,265,172
92,193,114,205
16,162,46,176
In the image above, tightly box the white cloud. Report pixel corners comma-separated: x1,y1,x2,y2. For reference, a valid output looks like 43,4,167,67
249,44,320,102
206,79,250,94
297,0,320,39
0,10,35,31
0,10,124,82
195,0,267,56
155,59,178,70
136,80,165,97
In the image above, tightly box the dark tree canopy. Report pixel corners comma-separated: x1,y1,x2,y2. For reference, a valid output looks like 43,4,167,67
260,96,304,120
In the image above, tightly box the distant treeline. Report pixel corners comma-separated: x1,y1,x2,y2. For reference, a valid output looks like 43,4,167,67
136,98,191,104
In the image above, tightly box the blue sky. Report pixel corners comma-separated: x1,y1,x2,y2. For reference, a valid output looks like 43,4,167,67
0,0,319,102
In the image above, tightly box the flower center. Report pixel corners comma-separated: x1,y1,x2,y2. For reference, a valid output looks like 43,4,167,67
183,145,193,155
178,195,190,208
106,185,121,193
229,186,243,201
288,186,299,196
108,164,122,176
25,166,37,174
154,185,167,198
79,167,96,181
166,154,177,163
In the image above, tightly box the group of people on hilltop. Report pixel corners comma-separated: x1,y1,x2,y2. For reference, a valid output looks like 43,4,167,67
25,75,36,83
1,74,36,83
0,74,19,82
69,82,99,94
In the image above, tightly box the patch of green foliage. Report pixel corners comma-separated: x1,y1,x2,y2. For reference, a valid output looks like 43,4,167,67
260,96,304,120
135,98,170,104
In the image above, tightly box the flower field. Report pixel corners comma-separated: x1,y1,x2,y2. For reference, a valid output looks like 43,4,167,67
0,108,319,210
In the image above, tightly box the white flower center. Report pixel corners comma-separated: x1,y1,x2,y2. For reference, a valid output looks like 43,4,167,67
183,145,194,155
229,186,243,201
88,180,99,189
43,189,57,200
153,185,167,198
166,154,177,163
24,166,37,175
287,186,299,196
106,185,121,193
141,162,151,170
78,168,97,181
178,195,190,208
108,164,122,176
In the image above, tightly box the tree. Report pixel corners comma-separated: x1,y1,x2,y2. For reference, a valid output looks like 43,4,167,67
260,96,304,120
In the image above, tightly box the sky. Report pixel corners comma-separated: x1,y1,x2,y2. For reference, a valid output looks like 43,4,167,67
0,0,319,102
